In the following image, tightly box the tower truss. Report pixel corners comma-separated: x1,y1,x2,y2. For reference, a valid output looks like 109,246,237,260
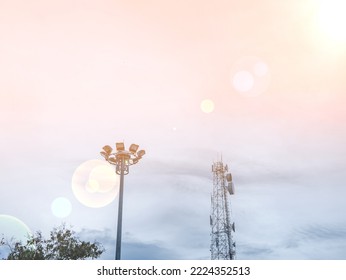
210,161,236,260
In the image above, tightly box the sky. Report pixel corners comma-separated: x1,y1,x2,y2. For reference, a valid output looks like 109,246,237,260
1,0,346,260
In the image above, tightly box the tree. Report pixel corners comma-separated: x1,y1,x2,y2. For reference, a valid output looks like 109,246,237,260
1,224,104,260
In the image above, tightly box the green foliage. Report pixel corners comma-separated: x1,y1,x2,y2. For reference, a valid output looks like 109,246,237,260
1,224,104,260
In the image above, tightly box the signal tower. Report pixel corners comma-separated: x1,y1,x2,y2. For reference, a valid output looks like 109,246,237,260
210,160,236,260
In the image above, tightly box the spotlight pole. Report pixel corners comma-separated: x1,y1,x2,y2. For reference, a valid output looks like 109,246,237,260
115,157,125,260
100,143,145,260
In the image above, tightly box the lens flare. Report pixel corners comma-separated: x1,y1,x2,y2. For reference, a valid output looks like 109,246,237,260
232,71,254,92
51,197,72,218
72,159,120,208
88,165,115,193
230,56,271,97
200,99,215,113
0,215,31,242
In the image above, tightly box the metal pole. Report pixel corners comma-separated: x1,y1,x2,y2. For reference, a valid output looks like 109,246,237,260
115,158,125,260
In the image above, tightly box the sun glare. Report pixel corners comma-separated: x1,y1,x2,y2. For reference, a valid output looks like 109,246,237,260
318,0,346,43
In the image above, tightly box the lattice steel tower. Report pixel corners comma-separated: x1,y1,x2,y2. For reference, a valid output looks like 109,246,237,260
210,160,236,260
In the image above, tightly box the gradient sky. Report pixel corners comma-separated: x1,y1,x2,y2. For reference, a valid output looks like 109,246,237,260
1,0,346,260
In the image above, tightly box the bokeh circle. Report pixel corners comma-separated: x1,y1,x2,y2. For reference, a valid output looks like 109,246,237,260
230,56,271,97
72,159,119,208
0,214,31,242
51,197,72,218
200,99,215,113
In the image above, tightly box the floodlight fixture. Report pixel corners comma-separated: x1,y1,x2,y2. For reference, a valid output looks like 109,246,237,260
227,181,235,195
100,141,145,260
226,173,232,182
116,142,125,151
137,150,146,158
100,151,109,159
103,145,113,154
129,144,139,154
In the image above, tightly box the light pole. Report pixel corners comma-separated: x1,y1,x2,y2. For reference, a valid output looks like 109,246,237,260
100,142,145,260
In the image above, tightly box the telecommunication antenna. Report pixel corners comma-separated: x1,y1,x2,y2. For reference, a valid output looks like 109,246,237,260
210,160,236,260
